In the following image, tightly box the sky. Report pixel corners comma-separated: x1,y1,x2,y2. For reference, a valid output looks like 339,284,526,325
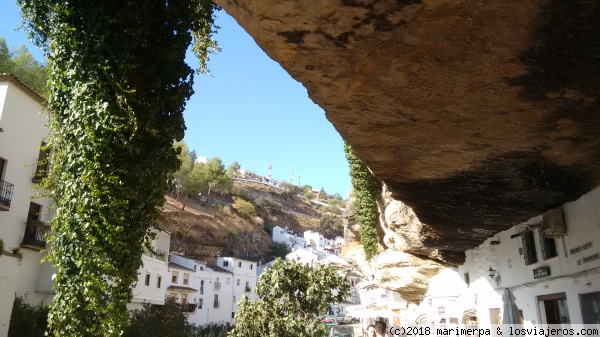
0,2,352,198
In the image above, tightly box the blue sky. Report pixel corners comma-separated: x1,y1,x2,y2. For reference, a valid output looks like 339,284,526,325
0,3,352,198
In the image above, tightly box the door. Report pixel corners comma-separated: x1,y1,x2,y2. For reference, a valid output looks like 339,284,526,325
538,293,570,324
580,292,600,324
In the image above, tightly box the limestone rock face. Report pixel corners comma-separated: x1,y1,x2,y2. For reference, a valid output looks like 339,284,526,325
342,186,450,301
217,0,600,253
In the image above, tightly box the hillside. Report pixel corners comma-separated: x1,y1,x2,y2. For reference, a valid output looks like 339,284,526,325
158,180,344,263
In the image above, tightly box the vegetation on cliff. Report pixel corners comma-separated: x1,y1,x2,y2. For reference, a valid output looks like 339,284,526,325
344,142,381,260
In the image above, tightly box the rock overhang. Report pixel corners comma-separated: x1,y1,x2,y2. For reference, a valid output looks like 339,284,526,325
215,0,600,259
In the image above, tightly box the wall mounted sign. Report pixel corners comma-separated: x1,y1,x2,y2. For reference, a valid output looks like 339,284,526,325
578,252,600,265
533,266,551,279
570,242,592,255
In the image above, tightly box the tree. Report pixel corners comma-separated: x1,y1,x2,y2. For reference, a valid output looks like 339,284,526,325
268,241,291,260
18,0,219,335
180,156,232,197
0,38,47,95
188,149,197,163
319,215,344,239
173,140,194,182
226,161,241,177
204,157,232,195
230,259,351,337
123,297,193,337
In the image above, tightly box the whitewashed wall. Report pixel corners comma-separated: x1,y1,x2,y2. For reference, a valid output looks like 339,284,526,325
0,79,50,337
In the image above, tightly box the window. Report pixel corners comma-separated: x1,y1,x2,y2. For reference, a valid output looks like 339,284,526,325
145,273,151,286
198,298,203,309
214,294,219,308
238,262,242,268
183,273,190,286
32,142,50,183
172,271,179,284
181,293,188,305
28,202,42,222
538,227,558,260
521,229,538,265
580,292,600,323
232,312,235,319
157,275,162,288
250,264,253,270
223,260,229,267
200,280,204,295
464,272,470,287
0,157,6,181
170,293,177,300
237,279,240,286
233,296,237,302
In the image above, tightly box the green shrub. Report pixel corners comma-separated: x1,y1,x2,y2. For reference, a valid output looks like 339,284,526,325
192,322,233,337
263,223,273,237
232,197,257,219
123,297,194,337
8,295,49,337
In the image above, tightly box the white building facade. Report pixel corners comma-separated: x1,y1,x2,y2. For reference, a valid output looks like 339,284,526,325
216,257,257,324
0,74,52,337
129,230,171,309
414,186,600,327
272,225,307,250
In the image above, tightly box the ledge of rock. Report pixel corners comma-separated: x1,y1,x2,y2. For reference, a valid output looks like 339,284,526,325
217,0,600,299
218,0,600,248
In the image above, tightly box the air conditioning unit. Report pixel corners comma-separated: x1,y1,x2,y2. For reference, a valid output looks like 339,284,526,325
543,208,567,237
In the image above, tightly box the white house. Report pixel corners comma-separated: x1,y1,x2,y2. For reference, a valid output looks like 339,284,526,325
272,225,307,251
167,254,201,316
304,230,328,249
129,230,171,309
187,260,214,326
206,263,234,324
413,185,600,327
0,74,52,337
215,257,258,323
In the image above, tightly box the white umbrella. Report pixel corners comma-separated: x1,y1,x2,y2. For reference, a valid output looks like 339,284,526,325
502,288,521,324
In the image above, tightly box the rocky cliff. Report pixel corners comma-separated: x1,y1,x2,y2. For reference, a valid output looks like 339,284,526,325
216,0,600,299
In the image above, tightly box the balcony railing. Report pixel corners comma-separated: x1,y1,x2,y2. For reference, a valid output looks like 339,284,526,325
143,247,167,262
180,303,197,313
21,220,48,251
214,282,221,290
0,180,14,211
245,286,251,293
